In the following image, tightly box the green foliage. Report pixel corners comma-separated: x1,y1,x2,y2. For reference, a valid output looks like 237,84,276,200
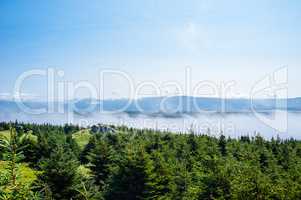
0,161,41,200
38,147,79,200
72,129,92,150
0,131,10,141
105,147,151,200
88,138,116,187
0,127,40,200
0,122,301,199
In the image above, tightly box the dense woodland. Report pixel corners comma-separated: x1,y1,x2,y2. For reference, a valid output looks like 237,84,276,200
0,121,301,199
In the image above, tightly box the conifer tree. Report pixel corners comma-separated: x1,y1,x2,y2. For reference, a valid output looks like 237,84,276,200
38,147,79,200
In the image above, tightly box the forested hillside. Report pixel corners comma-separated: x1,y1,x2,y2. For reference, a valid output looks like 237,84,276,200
0,122,301,199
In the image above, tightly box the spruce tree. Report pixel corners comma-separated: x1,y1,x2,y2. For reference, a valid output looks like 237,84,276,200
38,147,79,200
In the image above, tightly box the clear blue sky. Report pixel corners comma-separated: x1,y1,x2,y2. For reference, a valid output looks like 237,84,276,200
0,0,300,100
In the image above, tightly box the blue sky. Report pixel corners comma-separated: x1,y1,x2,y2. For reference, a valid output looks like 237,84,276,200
0,0,300,100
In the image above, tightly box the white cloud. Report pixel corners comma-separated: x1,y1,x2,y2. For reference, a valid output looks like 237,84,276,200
0,92,40,101
0,93,11,100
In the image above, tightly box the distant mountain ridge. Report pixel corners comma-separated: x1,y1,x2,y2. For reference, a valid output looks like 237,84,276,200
1,96,301,115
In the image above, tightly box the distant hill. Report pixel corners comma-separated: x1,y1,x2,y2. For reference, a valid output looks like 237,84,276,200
1,96,301,116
